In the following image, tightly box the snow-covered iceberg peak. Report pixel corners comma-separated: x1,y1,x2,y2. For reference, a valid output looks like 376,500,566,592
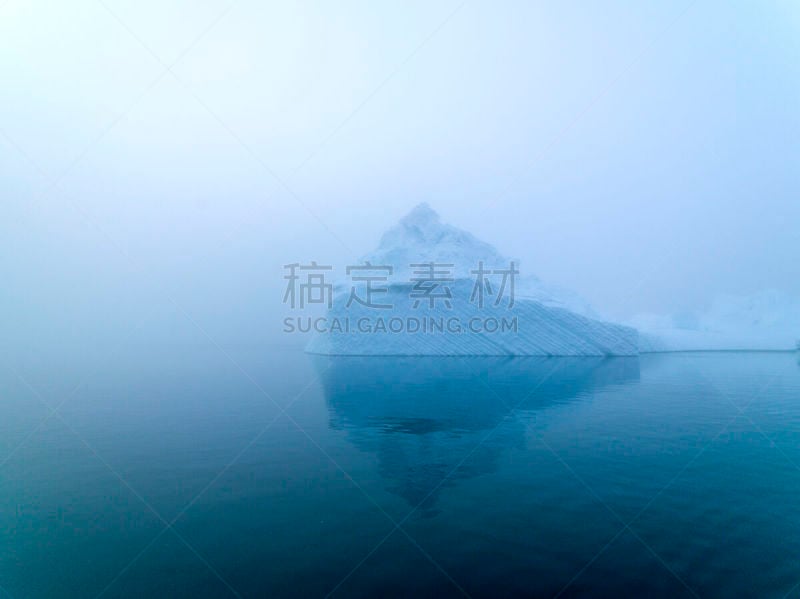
397,201,441,229
359,203,596,317
361,202,512,282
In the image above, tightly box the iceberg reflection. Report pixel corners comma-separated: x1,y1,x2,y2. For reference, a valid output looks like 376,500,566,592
317,356,639,513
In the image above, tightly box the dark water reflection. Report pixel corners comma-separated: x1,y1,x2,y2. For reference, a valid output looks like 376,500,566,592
318,356,640,514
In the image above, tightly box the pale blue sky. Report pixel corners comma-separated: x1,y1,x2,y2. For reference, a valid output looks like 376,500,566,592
3,0,799,352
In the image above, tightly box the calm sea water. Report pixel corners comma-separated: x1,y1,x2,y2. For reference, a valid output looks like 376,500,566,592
1,348,799,598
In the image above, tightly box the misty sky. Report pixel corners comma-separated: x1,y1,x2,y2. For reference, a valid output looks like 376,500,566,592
3,0,799,353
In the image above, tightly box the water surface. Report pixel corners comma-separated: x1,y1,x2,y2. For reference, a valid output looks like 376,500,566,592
1,349,799,597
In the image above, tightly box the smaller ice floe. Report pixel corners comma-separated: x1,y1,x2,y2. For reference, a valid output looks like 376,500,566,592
632,289,800,352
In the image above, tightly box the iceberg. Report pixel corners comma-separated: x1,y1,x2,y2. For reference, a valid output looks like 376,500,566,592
306,204,638,356
632,289,800,352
